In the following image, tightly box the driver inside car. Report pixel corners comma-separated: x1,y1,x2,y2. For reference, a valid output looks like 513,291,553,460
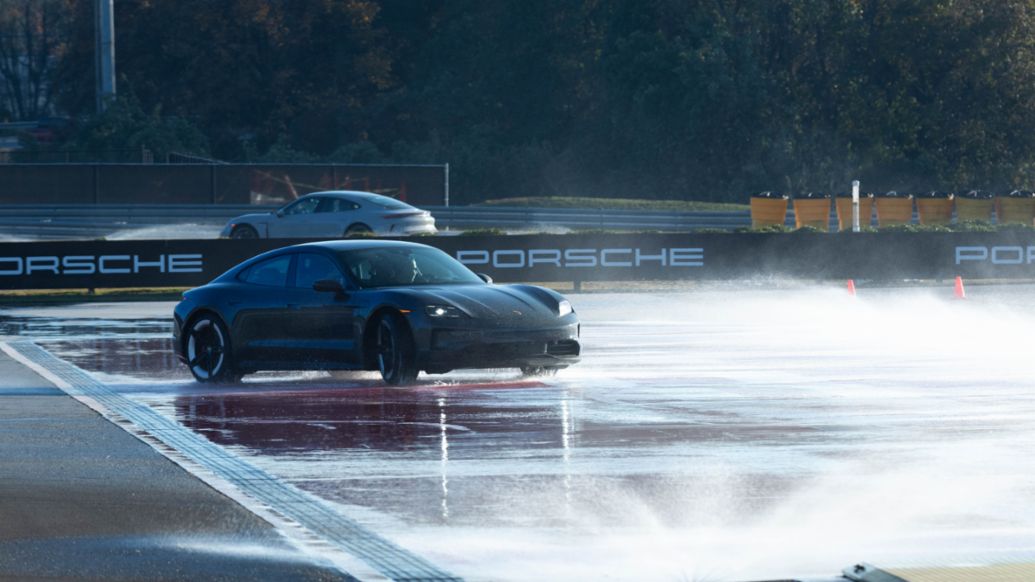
353,252,422,287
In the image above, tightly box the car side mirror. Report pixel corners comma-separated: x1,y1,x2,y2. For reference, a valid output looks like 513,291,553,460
313,279,346,296
275,209,285,218
477,273,493,284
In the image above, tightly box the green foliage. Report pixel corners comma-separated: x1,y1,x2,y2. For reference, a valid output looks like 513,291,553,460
878,223,953,233
62,94,209,160
952,220,997,232
836,226,879,234
38,0,1035,203
253,137,322,163
994,223,1035,233
327,142,386,164
734,224,792,233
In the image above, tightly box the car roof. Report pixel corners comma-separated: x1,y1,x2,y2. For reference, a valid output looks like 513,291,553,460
293,239,434,252
300,190,413,204
215,239,437,282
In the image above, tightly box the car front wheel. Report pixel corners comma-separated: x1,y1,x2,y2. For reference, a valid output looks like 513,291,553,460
185,314,238,382
374,314,418,385
345,224,373,237
230,224,259,239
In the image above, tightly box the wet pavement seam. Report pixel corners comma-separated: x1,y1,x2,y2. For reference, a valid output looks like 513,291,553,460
1,340,462,582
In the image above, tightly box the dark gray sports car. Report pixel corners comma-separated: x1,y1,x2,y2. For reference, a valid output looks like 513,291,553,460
173,240,581,384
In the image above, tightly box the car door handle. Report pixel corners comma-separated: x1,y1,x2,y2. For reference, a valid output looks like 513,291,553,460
287,303,301,309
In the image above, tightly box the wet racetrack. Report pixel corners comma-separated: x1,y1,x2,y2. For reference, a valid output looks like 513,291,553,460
4,284,1035,581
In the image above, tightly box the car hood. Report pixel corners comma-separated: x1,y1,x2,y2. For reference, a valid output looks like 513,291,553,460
231,212,274,223
394,285,563,326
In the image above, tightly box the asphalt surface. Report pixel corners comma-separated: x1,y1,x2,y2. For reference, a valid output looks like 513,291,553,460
3,284,1035,581
0,348,350,581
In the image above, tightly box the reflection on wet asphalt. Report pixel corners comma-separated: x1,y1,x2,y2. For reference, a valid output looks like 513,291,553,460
14,287,1035,581
0,316,170,339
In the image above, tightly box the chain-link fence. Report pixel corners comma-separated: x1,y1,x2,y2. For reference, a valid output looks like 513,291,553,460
0,163,449,206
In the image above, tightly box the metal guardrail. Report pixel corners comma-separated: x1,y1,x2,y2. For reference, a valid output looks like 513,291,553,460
0,203,760,229
0,203,849,239
427,205,762,230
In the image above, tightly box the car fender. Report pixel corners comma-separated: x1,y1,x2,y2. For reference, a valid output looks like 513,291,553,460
225,213,273,238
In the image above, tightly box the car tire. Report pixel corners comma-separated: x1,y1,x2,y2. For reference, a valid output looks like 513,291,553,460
185,314,239,383
520,366,561,377
374,313,418,385
230,224,259,239
344,224,373,238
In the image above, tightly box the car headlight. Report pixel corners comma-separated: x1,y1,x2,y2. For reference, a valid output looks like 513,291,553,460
558,300,573,317
426,305,465,318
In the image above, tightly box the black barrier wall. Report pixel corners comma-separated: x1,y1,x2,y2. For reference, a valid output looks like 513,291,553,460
4,232,1035,290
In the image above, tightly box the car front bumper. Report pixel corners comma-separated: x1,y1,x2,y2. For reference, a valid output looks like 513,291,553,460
416,323,580,371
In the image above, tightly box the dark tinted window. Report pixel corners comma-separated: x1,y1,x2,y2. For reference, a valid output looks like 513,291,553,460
353,193,411,210
240,255,291,287
316,198,360,213
294,253,343,288
338,246,482,288
282,197,321,215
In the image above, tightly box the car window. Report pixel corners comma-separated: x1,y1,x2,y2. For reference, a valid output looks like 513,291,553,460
239,255,292,287
282,197,321,215
294,253,343,288
338,246,483,288
354,193,411,210
316,198,359,213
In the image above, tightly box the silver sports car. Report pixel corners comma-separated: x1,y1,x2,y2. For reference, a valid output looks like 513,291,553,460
220,190,437,239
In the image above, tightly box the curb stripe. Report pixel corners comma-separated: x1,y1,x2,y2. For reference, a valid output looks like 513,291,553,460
2,340,460,582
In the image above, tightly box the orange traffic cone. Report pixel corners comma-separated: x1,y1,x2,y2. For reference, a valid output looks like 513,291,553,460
847,279,857,297
954,276,966,300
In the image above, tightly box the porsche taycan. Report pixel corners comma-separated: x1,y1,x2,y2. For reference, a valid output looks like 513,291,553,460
173,240,580,384
219,191,436,239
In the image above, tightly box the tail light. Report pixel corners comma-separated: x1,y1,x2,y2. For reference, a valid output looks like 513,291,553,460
382,211,426,219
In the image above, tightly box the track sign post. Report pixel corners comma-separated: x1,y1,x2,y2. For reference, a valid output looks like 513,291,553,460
852,180,861,233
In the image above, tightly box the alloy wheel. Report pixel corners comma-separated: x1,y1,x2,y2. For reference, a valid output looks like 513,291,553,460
230,225,258,239
374,315,417,385
376,319,397,378
187,317,227,381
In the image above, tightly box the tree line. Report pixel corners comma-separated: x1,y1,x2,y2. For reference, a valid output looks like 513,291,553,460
5,0,1035,204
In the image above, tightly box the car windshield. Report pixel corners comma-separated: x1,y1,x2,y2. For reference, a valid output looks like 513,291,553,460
338,246,483,288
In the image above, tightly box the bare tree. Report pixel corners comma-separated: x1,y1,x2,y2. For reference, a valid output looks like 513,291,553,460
0,0,70,120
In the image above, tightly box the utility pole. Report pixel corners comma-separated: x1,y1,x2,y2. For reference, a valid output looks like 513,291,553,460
95,0,116,113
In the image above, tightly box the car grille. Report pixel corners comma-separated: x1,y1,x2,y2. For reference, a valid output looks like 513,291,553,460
546,340,580,357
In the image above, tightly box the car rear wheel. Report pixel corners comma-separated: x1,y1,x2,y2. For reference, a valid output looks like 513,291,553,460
374,314,418,385
345,223,373,237
185,315,239,382
520,366,561,377
230,224,259,239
